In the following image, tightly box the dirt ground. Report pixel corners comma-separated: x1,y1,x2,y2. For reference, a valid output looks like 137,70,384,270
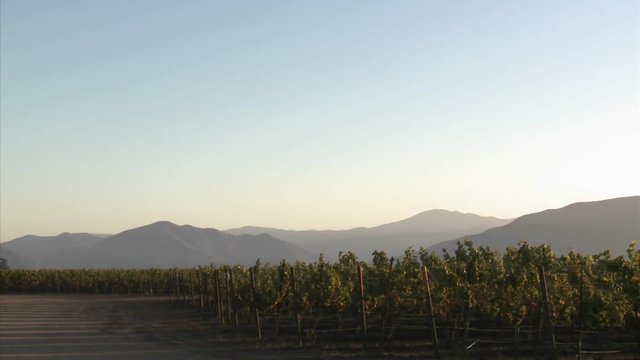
2,294,637,360
0,294,327,360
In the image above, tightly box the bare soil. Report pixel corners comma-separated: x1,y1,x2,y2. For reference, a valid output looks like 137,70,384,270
1,294,637,359
0,294,324,360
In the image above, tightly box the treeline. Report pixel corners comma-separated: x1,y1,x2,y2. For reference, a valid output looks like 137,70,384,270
1,240,638,330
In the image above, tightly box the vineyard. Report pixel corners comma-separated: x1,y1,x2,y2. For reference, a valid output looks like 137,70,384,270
1,240,639,359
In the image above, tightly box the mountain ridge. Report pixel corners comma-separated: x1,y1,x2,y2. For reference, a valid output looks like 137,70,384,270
2,221,317,269
226,209,512,258
1,232,105,267
427,196,639,256
2,197,637,268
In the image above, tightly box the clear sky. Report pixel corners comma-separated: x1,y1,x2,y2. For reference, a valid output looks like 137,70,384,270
1,0,639,241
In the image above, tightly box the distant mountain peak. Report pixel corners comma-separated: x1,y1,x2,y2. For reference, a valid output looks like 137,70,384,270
141,221,221,233
412,209,507,220
5,221,316,268
416,209,461,214
227,209,512,259
148,220,179,227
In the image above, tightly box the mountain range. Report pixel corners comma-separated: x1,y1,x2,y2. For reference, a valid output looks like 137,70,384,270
0,196,637,269
0,233,104,268
0,222,316,269
427,196,640,256
226,210,511,257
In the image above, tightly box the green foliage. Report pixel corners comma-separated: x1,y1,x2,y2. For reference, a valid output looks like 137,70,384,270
1,241,637,330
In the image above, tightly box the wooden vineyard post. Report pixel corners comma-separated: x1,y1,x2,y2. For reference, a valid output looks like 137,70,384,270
199,272,205,310
228,270,239,329
357,265,368,336
204,271,210,310
421,265,440,360
578,264,585,330
382,257,395,333
290,265,302,347
183,272,188,304
174,270,180,303
275,261,287,337
189,272,196,307
538,265,557,360
225,270,232,325
205,273,212,309
577,263,585,360
312,256,325,340
214,269,223,324
250,266,262,341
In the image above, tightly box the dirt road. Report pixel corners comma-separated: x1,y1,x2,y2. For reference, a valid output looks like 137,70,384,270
0,294,316,360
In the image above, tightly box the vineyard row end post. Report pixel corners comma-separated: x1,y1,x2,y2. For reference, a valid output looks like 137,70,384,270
421,265,440,360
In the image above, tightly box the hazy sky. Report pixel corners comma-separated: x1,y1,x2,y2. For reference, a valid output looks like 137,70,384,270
1,0,639,241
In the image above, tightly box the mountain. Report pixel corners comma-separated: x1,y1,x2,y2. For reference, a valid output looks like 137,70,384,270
0,245,32,269
38,221,316,269
427,196,640,256
7,196,634,268
1,233,104,267
227,210,511,259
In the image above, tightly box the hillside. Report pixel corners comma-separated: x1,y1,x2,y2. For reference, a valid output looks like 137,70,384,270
427,196,640,256
0,245,32,269
1,233,104,268
37,221,316,268
5,197,636,268
227,210,511,259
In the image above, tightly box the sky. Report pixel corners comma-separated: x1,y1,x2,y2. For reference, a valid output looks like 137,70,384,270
1,0,639,241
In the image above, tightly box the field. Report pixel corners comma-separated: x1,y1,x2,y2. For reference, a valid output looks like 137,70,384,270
1,241,639,359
